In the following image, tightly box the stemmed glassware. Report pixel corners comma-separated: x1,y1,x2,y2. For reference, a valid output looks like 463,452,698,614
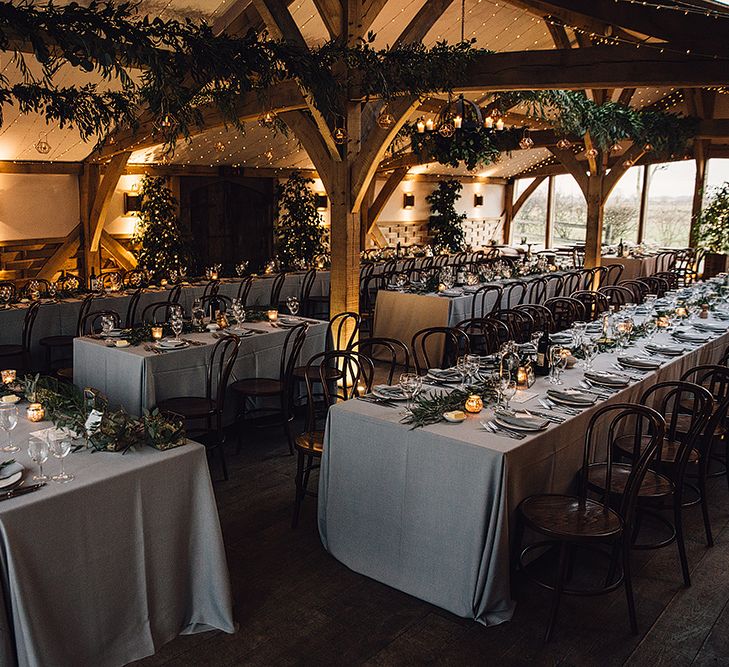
0,285,11,307
499,378,517,410
192,299,205,327
48,282,58,300
0,404,19,453
100,314,114,336
170,306,183,340
581,339,597,372
286,296,300,316
465,354,481,384
231,298,246,329
28,435,49,482
235,261,249,277
549,346,567,385
643,318,657,341
49,434,74,483
398,372,420,412
456,356,469,390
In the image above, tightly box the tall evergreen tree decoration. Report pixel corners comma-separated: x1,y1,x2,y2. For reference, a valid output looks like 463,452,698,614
133,175,188,281
697,182,729,253
275,171,327,269
427,179,467,253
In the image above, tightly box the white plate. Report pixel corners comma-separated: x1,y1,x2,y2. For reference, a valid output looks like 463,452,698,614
547,390,595,407
494,415,548,432
157,339,188,349
0,469,23,489
105,329,125,337
443,411,466,423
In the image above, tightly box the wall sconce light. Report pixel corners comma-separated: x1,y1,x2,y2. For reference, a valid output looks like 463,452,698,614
315,194,328,211
124,193,140,213
403,193,415,209
474,194,484,207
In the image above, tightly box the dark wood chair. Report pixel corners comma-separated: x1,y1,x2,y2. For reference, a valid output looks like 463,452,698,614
571,290,609,321
125,287,144,328
637,276,668,297
200,293,232,315
470,284,503,319
236,276,254,307
544,297,585,331
516,304,554,334
599,381,713,587
231,322,308,455
0,301,40,371
604,263,624,286
157,335,241,480
589,266,608,289
292,350,374,528
619,279,648,303
543,273,564,301
558,271,582,296
80,309,121,335
411,326,470,374
141,301,181,324
655,251,677,273
516,403,665,642
39,293,95,371
360,273,386,337
654,271,679,290
268,272,286,309
349,337,409,384
455,317,508,354
598,285,635,308
493,308,534,342
297,268,317,317
502,280,528,307
166,284,182,304
202,279,220,300
525,277,548,304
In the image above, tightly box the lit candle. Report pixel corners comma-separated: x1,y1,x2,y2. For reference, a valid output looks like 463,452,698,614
464,394,483,413
517,367,528,387
267,309,279,323
416,119,425,133
151,326,163,340
495,118,505,131
454,115,462,129
425,118,434,131
1,370,16,385
210,270,218,280
26,403,45,422
484,116,493,129
675,306,688,318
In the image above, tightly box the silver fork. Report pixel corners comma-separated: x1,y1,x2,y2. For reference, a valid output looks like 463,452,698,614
482,420,524,440
541,397,579,416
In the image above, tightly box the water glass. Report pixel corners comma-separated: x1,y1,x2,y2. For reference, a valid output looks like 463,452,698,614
0,404,19,452
49,434,74,483
192,299,205,327
500,378,517,409
100,315,114,336
28,436,49,482
549,346,567,385
286,296,300,316
581,340,597,372
399,372,419,412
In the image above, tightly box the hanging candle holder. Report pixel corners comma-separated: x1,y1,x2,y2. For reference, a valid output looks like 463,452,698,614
34,132,51,155
556,137,572,149
333,122,348,145
376,103,395,129
518,128,534,150
259,110,277,128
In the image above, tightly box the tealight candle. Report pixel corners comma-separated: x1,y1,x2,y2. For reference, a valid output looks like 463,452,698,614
210,270,219,280
437,282,446,292
26,403,45,422
267,309,279,322
151,326,163,340
675,306,688,318
464,394,483,414
656,315,670,328
425,118,434,131
1,369,16,385
517,366,528,386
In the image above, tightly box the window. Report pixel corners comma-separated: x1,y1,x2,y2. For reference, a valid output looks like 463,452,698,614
512,178,547,245
553,174,586,246
603,166,642,245
706,158,729,199
643,161,695,248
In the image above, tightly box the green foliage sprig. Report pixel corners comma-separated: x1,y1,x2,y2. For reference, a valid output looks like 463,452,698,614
697,182,729,254
403,378,499,429
427,180,467,254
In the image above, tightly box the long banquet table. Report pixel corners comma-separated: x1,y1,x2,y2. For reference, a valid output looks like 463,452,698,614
73,318,328,416
318,317,729,625
601,254,659,281
0,417,234,666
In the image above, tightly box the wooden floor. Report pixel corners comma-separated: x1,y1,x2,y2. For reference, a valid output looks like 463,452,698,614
134,421,729,667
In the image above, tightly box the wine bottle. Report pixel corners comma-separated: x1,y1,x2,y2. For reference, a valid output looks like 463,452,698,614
535,330,551,376
618,238,624,258
89,267,99,291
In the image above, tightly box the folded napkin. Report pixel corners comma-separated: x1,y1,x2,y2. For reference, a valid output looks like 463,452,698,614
584,371,629,387
427,368,462,381
0,460,22,480
712,311,729,321
618,356,661,370
644,343,685,356
373,385,406,398
462,285,481,294
496,412,549,430
550,333,574,344
547,388,595,406
692,321,728,332
673,330,710,343
437,289,463,297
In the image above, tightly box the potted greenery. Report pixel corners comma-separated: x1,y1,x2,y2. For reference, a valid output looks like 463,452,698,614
426,180,467,253
697,182,729,278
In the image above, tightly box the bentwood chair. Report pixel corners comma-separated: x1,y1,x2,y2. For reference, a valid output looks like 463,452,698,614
604,263,625,286
543,273,565,301
637,276,668,297
79,309,121,335
349,337,409,384
125,287,144,328
166,284,182,304
200,293,232,316
525,277,548,304
515,304,554,335
455,317,508,354
141,301,181,324
39,293,95,371
601,381,713,587
202,279,220,301
411,326,470,374
516,403,665,642
502,280,528,308
296,268,317,317
571,290,610,321
157,335,241,480
292,350,374,528
654,271,679,290
470,284,503,319
493,308,533,343
619,280,648,303
236,276,254,307
268,272,287,309
599,285,635,309
0,300,40,371
231,322,308,455
544,297,585,331
559,271,582,296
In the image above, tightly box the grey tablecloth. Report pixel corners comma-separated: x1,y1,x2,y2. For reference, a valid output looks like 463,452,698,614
0,417,233,667
601,255,659,281
318,321,729,625
73,319,328,416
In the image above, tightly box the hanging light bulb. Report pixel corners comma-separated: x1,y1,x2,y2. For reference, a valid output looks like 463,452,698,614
34,132,51,155
438,122,455,138
643,142,653,152
259,111,277,128
585,147,599,158
376,104,395,129
160,115,173,128
333,126,348,144
519,128,534,150
556,138,571,149
214,141,225,152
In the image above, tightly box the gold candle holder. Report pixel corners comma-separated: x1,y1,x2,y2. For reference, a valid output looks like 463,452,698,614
675,306,688,318
267,309,279,323
656,315,670,329
464,394,483,414
210,271,219,281
1,369,16,385
26,403,45,422
151,326,163,340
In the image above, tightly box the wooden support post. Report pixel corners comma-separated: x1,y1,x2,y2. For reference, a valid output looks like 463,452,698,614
79,162,100,282
690,141,707,247
584,174,604,269
545,175,555,248
637,165,650,244
502,181,514,244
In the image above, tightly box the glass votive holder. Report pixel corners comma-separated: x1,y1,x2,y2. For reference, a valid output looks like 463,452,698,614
26,403,45,422
1,369,16,385
151,326,164,340
267,309,279,323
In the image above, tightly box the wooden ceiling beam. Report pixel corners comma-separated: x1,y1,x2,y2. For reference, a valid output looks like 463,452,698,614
0,161,82,175
88,151,131,252
512,175,547,217
393,0,456,47
312,0,344,39
366,166,407,235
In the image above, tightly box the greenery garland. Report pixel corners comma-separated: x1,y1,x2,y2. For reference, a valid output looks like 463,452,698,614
697,182,729,254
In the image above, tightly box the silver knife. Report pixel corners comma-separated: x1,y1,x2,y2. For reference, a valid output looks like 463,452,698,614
0,482,46,501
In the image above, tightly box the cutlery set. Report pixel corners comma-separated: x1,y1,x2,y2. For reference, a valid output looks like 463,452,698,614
481,420,525,440
0,482,46,502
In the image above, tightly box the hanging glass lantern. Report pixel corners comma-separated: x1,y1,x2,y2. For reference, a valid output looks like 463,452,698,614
333,126,348,144
556,138,572,149
437,93,483,136
34,132,51,155
519,128,534,150
160,115,173,128
259,111,277,128
376,104,395,129
438,122,455,138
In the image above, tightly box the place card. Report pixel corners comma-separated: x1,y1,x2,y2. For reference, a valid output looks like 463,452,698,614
511,390,538,404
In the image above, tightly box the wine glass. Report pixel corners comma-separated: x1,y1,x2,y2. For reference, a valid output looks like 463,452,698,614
192,298,205,327
48,282,58,300
456,355,469,389
286,296,300,316
28,435,49,482
549,346,567,385
581,339,597,372
49,434,74,483
465,354,481,384
100,314,114,336
644,318,657,341
169,269,178,284
500,378,517,410
399,372,419,412
0,404,19,453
